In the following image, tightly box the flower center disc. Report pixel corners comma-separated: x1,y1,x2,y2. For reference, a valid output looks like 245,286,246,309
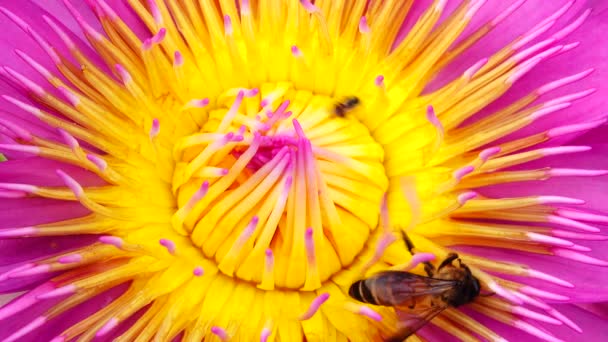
171,85,388,289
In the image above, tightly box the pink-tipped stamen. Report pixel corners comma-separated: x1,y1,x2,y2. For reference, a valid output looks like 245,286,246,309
555,208,608,223
58,128,79,149
464,58,488,79
552,9,591,40
8,264,51,278
359,16,370,34
115,64,132,84
547,308,582,333
403,253,437,272
193,266,204,277
290,45,303,58
529,102,571,120
151,28,167,45
187,98,210,108
87,154,108,172
537,196,584,205
479,147,501,162
299,0,318,13
57,87,79,106
453,165,474,181
99,236,124,249
96,317,119,337
147,0,162,24
527,269,574,288
511,306,561,325
357,306,383,322
520,286,569,301
3,66,45,96
223,15,233,36
3,316,47,342
543,89,596,108
211,326,229,341
537,69,594,95
0,117,32,141
55,169,84,197
547,119,606,138
150,118,160,140
375,75,384,87
553,249,608,266
173,51,184,67
490,0,526,25
260,328,271,342
49,335,66,342
159,238,176,255
548,168,608,177
58,254,83,264
0,144,40,155
552,230,608,241
0,227,37,238
487,282,524,305
299,293,329,320
0,263,34,282
458,191,478,205
526,233,574,248
37,284,77,300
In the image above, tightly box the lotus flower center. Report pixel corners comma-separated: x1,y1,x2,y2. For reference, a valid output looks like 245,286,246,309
170,85,388,290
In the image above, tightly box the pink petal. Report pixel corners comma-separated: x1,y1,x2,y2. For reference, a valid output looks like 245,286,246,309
0,235,97,267
0,198,88,228
0,157,104,187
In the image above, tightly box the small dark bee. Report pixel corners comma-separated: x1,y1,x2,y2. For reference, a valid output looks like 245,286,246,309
333,96,360,117
349,232,481,342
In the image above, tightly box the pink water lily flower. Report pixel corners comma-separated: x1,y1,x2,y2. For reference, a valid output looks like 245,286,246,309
0,0,607,341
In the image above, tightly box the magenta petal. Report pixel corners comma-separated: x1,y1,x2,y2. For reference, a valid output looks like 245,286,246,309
0,235,97,266
0,198,88,228
576,302,608,320
0,157,105,187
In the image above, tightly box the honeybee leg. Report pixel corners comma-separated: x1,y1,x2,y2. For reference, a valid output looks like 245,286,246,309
401,231,435,277
438,253,459,270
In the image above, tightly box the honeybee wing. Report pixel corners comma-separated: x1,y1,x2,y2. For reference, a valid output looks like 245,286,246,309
360,271,458,306
356,271,458,342
385,301,449,342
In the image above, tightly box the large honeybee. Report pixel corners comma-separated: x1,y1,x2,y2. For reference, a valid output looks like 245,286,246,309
349,232,481,341
333,96,360,117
